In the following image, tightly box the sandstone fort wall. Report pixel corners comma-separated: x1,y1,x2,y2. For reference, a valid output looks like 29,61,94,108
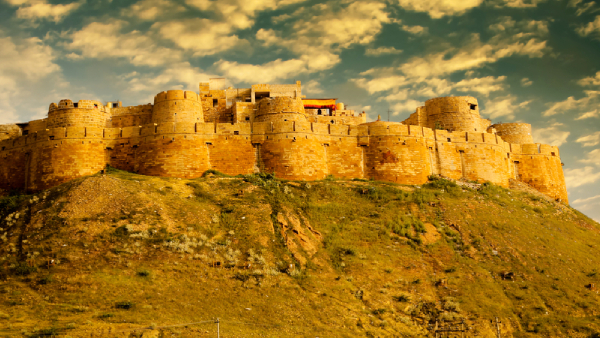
0,88,568,203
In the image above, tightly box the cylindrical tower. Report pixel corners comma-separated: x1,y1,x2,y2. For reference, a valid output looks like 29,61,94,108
490,123,534,144
152,90,203,123
424,96,481,132
255,97,305,122
47,99,108,128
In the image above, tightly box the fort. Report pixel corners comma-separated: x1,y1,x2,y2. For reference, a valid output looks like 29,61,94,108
0,79,568,203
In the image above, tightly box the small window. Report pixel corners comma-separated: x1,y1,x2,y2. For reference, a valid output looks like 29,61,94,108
73,103,78,108
470,104,477,110
49,136,54,140
551,152,556,156
213,99,218,107
112,103,118,108
234,131,239,135
331,120,335,124
1,147,4,151
318,109,322,115
23,130,29,136
245,116,250,121
447,138,451,142
94,104,98,108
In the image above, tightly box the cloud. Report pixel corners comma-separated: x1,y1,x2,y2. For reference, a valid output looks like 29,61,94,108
481,94,531,120
401,25,428,35
396,0,484,19
575,109,600,120
569,0,596,16
576,131,600,147
572,194,600,205
67,20,182,67
124,62,216,93
490,0,546,8
577,16,600,36
565,166,600,188
397,35,547,81
216,58,307,83
532,123,570,146
6,0,81,22
123,0,185,20
0,34,61,123
578,71,600,86
391,99,423,115
365,46,403,56
521,77,533,87
542,90,600,116
580,148,600,166
153,19,248,55
225,1,390,83
302,80,324,95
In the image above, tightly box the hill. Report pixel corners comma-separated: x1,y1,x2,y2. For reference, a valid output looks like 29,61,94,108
0,169,598,337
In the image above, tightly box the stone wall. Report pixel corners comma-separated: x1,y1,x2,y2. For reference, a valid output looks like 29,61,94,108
492,123,534,144
0,92,569,204
47,100,109,129
153,90,203,124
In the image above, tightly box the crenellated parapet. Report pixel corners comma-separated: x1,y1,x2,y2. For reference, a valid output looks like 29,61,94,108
47,99,109,129
491,122,534,144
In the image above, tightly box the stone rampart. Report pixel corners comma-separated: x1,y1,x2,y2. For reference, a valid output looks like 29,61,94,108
491,123,534,144
0,92,569,203
152,90,203,124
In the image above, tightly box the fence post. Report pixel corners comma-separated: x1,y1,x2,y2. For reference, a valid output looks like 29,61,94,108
217,318,220,338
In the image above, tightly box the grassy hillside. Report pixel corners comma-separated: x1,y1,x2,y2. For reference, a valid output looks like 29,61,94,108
0,169,599,337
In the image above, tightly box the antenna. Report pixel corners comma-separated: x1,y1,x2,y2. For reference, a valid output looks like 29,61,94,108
387,108,391,122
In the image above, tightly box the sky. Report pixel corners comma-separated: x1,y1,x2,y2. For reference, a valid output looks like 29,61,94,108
0,0,599,220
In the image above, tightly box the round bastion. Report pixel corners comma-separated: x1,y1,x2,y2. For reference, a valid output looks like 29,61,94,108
254,97,306,122
47,99,108,129
424,96,481,132
152,90,203,124
490,123,534,144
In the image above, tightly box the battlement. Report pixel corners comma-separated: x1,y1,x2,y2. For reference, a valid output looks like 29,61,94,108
154,90,200,104
49,99,107,112
491,122,534,144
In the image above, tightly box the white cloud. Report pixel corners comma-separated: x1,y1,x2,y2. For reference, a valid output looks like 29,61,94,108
578,71,600,86
303,80,324,94
577,16,600,36
569,0,596,16
225,1,390,83
482,95,531,120
401,25,427,35
216,58,307,83
576,131,600,147
396,0,484,19
565,166,600,188
0,34,61,123
532,123,570,146
521,77,533,87
153,19,248,55
572,194,600,205
15,1,81,22
575,109,600,120
6,0,81,22
542,90,600,116
67,20,182,67
391,99,423,115
124,62,216,93
453,76,507,96
353,75,408,94
123,0,185,20
491,0,546,8
580,148,600,166
365,46,403,56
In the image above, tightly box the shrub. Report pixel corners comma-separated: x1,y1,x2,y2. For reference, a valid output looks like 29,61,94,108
393,293,412,302
137,270,150,277
13,263,37,276
37,275,53,285
115,301,134,310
